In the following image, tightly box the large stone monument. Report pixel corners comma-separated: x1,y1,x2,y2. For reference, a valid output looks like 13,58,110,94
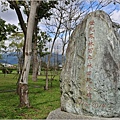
60,10,120,118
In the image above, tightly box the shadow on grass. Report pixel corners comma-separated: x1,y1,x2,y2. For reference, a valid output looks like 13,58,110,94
33,99,60,106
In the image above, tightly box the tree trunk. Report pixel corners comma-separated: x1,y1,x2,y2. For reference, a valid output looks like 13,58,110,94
62,43,66,66
18,1,39,107
45,15,62,90
18,83,29,107
38,58,41,75
45,62,49,90
32,19,39,81
45,39,56,90
32,39,39,81
45,53,53,90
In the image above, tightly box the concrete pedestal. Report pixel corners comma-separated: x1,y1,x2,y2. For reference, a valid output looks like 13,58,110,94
47,108,120,120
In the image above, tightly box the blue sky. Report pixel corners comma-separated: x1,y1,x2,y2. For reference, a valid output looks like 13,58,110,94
82,1,120,21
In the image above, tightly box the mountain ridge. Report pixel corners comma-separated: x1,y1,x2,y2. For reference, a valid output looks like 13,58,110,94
0,52,63,65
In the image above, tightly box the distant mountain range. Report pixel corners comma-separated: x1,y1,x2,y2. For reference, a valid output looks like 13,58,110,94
42,53,64,65
0,52,64,65
0,53,18,64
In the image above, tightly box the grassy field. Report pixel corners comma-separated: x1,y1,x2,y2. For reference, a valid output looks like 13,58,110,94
0,71,61,119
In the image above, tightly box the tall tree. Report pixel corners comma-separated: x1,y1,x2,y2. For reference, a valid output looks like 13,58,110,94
7,0,28,78
7,0,57,82
18,0,40,107
42,0,88,89
4,0,57,106
32,1,58,81
37,31,51,76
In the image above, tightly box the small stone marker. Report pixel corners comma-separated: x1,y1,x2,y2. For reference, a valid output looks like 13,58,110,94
60,10,120,117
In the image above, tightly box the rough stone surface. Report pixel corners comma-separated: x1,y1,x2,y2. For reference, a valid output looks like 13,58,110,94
60,10,120,117
47,108,120,119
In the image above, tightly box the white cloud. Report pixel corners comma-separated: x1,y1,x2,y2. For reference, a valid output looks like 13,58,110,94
0,2,18,26
0,2,27,26
110,10,120,24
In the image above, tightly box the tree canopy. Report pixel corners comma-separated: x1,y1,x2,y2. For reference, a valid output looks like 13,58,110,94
0,18,17,41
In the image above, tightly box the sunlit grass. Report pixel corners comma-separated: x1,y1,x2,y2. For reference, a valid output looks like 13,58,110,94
0,71,61,119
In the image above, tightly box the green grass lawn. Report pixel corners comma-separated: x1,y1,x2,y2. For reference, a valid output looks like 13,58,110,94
0,71,61,119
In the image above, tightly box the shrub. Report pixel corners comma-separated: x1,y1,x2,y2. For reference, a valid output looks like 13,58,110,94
2,68,13,74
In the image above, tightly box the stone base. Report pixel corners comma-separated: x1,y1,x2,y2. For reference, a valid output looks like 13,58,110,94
47,108,120,120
